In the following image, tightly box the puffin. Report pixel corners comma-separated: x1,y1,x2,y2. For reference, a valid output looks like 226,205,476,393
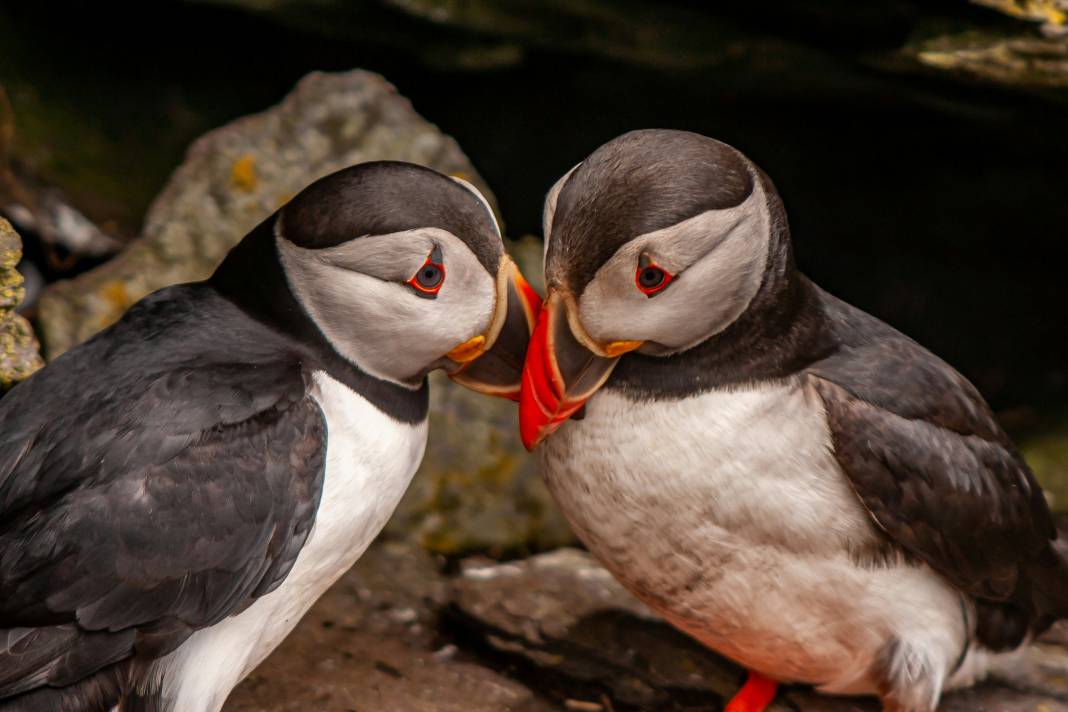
519,129,1068,712
0,161,540,712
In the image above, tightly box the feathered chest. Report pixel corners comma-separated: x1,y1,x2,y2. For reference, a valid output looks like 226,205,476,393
537,378,880,578
301,371,428,580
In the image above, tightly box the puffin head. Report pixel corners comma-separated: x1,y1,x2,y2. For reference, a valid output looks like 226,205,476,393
270,161,540,395
520,129,791,448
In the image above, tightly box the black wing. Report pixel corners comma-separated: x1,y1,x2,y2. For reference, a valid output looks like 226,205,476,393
806,288,1059,610
0,286,326,700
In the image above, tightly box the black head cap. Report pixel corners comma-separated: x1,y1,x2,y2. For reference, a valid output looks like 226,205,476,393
280,161,501,273
547,129,756,293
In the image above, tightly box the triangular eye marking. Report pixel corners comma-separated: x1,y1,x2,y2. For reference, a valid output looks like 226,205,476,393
635,254,674,297
408,247,446,298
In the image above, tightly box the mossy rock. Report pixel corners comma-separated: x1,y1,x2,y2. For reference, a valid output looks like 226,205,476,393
0,218,42,389
1022,417,1068,512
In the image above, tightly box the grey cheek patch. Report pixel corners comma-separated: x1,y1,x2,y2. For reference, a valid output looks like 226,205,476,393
576,177,771,353
278,229,496,386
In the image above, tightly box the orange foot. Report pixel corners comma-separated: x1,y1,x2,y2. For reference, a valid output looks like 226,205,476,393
724,670,778,712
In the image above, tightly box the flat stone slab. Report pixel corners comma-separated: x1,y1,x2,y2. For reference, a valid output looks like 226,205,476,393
227,543,554,712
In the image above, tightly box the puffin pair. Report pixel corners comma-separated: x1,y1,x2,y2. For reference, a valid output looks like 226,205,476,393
1,133,1059,712
0,162,539,711
520,130,1068,712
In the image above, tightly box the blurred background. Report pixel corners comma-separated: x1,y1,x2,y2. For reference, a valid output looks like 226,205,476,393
3,1,1067,403
2,2,1068,709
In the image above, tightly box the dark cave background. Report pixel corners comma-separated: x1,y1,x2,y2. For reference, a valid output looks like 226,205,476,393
1,0,1065,417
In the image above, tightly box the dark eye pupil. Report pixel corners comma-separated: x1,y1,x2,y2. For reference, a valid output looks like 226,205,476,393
640,267,664,288
417,264,442,288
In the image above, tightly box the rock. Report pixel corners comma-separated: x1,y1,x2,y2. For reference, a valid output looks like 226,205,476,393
450,548,1068,711
449,548,787,711
36,70,572,555
906,31,1068,88
0,218,42,389
226,543,555,711
973,0,1068,37
896,0,1068,88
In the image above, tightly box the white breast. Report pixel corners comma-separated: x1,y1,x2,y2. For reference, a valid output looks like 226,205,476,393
539,378,967,694
153,371,427,712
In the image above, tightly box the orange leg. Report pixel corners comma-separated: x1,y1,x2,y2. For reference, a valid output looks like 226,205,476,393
724,670,778,712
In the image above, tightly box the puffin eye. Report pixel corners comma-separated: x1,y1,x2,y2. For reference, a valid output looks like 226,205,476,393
635,255,674,297
407,247,445,298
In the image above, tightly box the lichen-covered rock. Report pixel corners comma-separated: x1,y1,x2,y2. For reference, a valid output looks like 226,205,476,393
973,0,1068,37
0,218,42,389
35,71,572,555
900,0,1068,88
908,31,1068,87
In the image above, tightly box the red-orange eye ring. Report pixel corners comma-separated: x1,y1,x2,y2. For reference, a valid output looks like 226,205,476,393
408,247,445,298
635,255,674,297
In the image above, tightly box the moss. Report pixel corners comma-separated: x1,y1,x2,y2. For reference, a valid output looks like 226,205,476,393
0,218,42,389
1021,418,1068,512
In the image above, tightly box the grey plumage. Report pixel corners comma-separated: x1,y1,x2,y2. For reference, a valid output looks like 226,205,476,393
0,286,326,709
806,287,1062,647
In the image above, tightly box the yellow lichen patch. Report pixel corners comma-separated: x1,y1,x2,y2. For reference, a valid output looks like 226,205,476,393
101,280,132,310
974,0,1067,26
230,154,259,193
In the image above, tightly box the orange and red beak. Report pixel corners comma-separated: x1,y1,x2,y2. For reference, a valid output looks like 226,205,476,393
448,256,542,400
519,291,642,450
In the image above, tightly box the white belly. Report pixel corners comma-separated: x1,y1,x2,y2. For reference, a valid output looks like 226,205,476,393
153,371,427,712
538,378,967,693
